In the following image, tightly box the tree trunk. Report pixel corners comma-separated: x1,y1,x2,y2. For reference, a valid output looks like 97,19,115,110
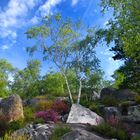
63,73,74,104
77,79,82,104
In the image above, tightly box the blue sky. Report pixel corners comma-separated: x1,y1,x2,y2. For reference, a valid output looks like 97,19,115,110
0,0,123,80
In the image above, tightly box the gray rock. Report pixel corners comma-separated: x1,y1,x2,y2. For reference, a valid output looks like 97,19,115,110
0,94,24,122
100,88,137,101
104,107,120,120
91,91,100,101
67,104,104,125
61,129,109,140
100,88,117,99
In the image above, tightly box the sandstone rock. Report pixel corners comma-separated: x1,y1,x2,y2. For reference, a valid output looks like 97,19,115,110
0,94,24,122
67,104,104,125
61,129,109,140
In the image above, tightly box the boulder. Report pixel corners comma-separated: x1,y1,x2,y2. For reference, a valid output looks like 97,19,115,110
91,91,100,101
101,88,137,101
100,87,117,99
12,123,54,140
104,107,120,120
116,89,136,101
0,94,24,122
61,129,109,140
67,104,104,125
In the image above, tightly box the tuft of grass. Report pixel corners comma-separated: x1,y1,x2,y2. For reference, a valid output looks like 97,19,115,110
89,123,129,140
49,124,71,140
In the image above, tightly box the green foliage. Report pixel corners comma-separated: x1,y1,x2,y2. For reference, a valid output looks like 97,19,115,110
43,73,65,96
50,124,71,140
2,133,28,140
11,59,41,98
100,0,140,92
134,95,140,104
23,106,35,123
90,123,128,140
89,103,102,116
35,100,53,111
101,96,118,106
0,59,14,97
131,136,140,140
7,119,25,132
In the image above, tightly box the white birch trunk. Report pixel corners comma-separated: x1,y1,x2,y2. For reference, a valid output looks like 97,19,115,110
63,73,74,104
77,79,82,104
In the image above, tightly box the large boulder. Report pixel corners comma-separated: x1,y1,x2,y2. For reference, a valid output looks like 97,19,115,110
101,88,137,101
100,87,117,99
116,89,136,101
67,104,104,125
12,123,54,140
0,94,24,122
61,129,109,140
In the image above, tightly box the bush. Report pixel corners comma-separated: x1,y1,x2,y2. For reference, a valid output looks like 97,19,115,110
8,119,25,132
131,136,140,140
89,103,102,115
2,132,28,140
35,109,60,123
90,123,129,140
120,101,131,108
134,95,140,104
52,100,70,115
23,106,35,123
50,124,71,140
101,96,118,106
35,100,53,111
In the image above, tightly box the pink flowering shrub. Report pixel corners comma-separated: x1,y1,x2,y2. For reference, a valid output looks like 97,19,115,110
52,100,70,115
35,109,60,123
107,115,120,128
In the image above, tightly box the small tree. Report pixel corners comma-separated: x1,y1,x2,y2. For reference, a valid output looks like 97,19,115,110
26,14,102,104
70,28,101,103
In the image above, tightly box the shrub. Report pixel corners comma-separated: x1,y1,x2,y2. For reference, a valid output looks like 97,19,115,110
23,106,35,123
35,100,53,111
50,124,71,140
107,115,120,128
131,136,140,140
89,103,102,115
52,100,70,115
90,123,128,140
35,109,60,123
3,132,28,140
120,101,131,108
101,96,118,106
134,95,140,104
8,119,25,132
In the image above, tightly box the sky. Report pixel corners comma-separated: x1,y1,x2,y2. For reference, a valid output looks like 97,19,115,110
0,0,123,80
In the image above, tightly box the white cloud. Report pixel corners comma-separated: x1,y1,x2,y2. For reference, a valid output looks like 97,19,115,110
38,0,63,16
1,45,9,50
72,0,78,6
0,0,39,39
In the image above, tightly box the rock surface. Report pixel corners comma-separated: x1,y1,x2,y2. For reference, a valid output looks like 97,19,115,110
12,123,54,140
0,94,24,122
61,129,109,140
67,104,104,125
104,107,120,120
101,88,137,101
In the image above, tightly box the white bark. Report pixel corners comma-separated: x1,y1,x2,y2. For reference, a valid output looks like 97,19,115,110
63,73,74,104
77,79,82,104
